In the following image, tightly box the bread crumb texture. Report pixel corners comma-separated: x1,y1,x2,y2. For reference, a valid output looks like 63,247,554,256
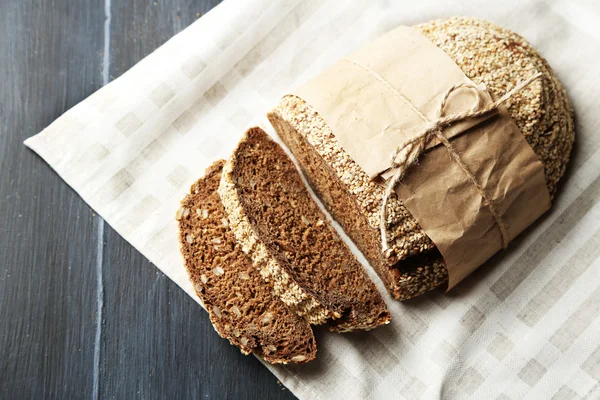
177,160,316,364
219,127,391,331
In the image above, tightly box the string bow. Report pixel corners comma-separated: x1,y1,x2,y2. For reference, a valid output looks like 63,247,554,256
380,72,543,257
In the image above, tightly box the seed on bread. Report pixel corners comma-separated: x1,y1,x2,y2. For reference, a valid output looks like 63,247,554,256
238,272,250,280
261,312,274,324
175,207,188,220
231,306,242,318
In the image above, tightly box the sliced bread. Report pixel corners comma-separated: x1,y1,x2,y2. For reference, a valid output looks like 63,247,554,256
219,127,391,332
268,17,574,299
177,160,316,364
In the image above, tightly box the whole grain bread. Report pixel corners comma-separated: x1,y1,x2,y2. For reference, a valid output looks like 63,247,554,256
268,17,574,300
219,127,391,332
177,160,316,364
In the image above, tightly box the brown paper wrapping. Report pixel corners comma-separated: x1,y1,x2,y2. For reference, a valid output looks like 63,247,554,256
291,26,551,289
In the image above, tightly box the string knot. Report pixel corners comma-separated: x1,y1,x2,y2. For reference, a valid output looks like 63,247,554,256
380,72,542,256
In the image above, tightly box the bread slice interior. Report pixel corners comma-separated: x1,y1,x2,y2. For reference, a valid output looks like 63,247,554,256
178,160,316,364
219,128,391,332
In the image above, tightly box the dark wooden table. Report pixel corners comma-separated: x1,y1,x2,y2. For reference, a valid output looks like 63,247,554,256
0,1,295,399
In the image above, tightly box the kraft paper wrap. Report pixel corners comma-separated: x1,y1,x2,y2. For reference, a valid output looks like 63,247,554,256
292,26,551,289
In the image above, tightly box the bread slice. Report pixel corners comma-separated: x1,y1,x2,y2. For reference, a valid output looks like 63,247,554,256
219,127,391,332
177,160,316,364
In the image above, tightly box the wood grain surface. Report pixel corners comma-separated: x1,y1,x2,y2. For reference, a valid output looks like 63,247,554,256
0,1,295,399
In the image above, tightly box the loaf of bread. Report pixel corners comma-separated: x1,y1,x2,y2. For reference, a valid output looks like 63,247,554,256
268,17,575,300
219,127,391,331
177,161,316,364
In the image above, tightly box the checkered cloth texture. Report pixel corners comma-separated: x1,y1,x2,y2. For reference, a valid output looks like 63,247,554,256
25,0,600,398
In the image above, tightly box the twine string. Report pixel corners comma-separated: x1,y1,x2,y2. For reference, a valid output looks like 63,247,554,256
361,65,543,256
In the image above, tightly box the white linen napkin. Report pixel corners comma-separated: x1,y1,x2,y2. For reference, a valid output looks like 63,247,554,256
25,0,600,398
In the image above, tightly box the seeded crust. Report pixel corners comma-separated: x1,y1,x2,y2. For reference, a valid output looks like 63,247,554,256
268,17,575,300
177,160,316,364
219,127,391,332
